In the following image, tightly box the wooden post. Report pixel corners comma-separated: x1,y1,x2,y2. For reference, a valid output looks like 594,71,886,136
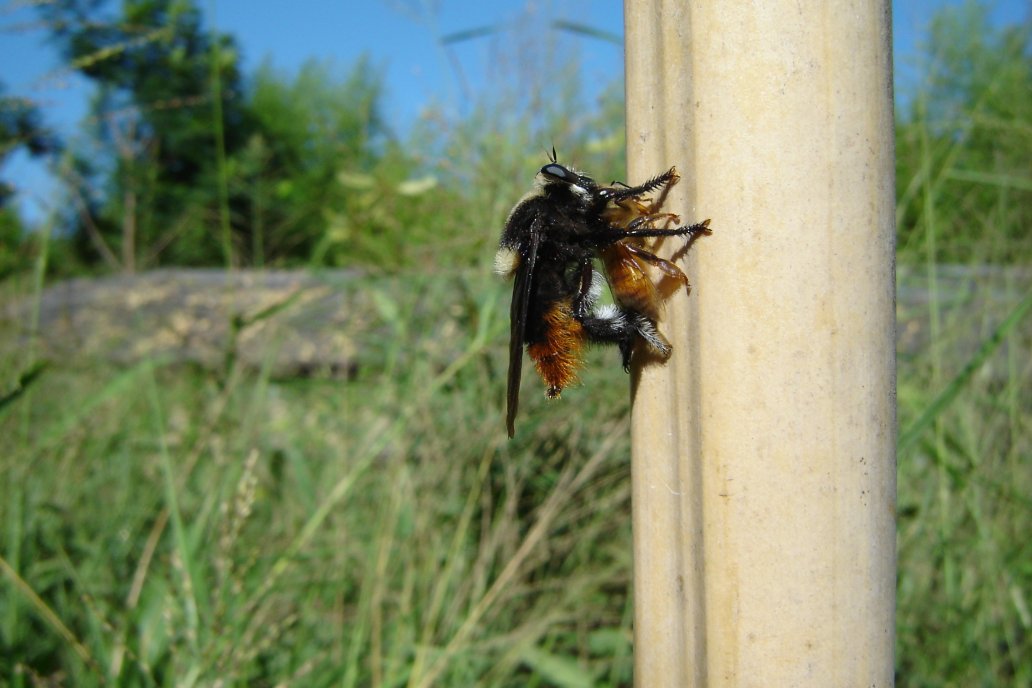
625,2,897,685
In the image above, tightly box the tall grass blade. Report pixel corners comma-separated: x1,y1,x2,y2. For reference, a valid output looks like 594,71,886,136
899,283,1032,453
551,20,621,45
440,25,498,44
0,361,47,415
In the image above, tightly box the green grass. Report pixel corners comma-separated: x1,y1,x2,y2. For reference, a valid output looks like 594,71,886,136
2,5,1030,683
0,269,643,686
3,142,1031,688
3,108,1032,686
891,35,1032,679
2,247,1030,686
895,265,1031,685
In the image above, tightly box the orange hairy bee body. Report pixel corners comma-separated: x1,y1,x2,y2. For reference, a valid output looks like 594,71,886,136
600,171,712,358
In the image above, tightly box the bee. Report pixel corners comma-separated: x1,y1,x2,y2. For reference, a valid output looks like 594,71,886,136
495,150,710,437
600,169,712,359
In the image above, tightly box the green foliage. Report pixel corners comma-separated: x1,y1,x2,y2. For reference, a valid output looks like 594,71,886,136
0,271,637,685
0,84,58,277
0,84,58,207
1,0,1031,685
895,266,1032,685
22,0,633,274
891,7,1032,685
895,1,1032,263
0,208,30,279
42,0,252,270
242,58,437,269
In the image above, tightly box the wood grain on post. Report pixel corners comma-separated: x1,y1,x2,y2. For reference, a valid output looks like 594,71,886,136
624,2,897,685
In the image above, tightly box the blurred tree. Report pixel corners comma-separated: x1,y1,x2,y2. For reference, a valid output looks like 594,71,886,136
895,1,1031,262
0,83,59,277
0,83,60,207
241,57,465,270
38,2,445,271
41,0,251,270
242,57,391,266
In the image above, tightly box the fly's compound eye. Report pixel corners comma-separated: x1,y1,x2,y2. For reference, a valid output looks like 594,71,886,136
541,164,571,180
541,164,595,191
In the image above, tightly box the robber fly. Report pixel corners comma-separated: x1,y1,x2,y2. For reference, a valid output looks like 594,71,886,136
495,150,710,437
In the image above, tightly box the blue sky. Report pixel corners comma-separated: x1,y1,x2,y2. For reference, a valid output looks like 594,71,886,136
2,0,1029,222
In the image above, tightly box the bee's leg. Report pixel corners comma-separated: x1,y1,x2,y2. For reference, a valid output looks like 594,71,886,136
621,243,690,288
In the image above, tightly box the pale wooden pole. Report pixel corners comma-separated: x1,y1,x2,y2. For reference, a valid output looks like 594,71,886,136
625,2,897,686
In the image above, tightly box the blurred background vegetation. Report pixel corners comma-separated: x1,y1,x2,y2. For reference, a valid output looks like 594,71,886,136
0,0,626,276
1,0,1030,686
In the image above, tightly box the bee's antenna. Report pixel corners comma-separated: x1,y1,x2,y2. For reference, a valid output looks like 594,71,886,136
548,145,558,163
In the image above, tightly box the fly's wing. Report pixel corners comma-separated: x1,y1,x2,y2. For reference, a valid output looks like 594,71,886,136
506,224,541,438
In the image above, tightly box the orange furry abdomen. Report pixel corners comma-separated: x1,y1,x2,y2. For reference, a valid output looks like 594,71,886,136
601,242,661,320
527,300,584,398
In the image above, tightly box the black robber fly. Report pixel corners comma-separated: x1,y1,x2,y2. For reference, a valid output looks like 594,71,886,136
494,149,711,437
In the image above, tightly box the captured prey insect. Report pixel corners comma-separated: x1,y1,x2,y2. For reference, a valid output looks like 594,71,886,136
494,150,711,437
600,169,712,360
